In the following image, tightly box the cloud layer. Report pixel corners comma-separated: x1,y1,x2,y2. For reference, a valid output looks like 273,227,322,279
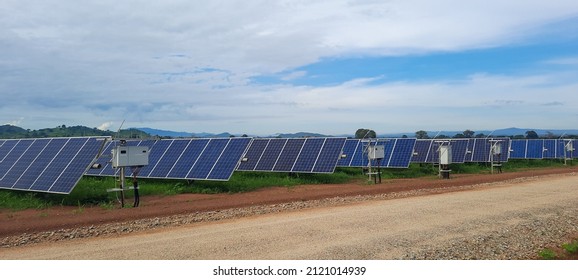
2,0,578,135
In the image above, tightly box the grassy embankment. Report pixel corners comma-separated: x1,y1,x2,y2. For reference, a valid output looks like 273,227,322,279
0,159,572,210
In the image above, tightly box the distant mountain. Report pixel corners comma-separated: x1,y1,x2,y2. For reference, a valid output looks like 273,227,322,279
133,127,193,138
492,127,578,137
192,132,234,138
272,132,331,138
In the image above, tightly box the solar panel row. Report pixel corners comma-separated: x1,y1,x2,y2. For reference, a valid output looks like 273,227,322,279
508,139,578,159
337,138,417,168
86,137,252,181
0,137,107,194
236,137,347,173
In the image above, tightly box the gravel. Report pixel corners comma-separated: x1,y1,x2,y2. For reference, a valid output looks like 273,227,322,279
2,174,577,259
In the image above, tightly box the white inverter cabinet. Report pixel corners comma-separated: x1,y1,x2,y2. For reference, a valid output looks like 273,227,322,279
112,146,149,168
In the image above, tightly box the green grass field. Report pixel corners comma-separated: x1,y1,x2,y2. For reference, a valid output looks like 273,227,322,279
0,159,571,210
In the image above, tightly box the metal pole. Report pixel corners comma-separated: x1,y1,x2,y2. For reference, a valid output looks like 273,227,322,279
120,166,125,208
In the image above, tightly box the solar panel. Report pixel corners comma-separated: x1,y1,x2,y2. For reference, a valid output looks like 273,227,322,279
337,139,362,166
0,137,108,194
87,138,252,181
338,138,416,168
237,137,347,173
508,139,527,159
542,139,558,159
411,139,469,164
464,138,509,162
525,139,544,159
410,139,434,163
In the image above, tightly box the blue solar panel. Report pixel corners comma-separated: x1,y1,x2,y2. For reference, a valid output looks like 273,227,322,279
292,138,324,172
338,138,416,168
237,137,347,173
542,139,557,159
385,138,417,168
236,139,268,171
525,139,543,159
410,139,434,163
312,138,347,173
86,138,252,181
255,138,287,171
273,138,306,172
464,138,509,162
0,137,108,194
146,140,189,177
207,137,252,180
449,139,469,163
336,139,361,166
167,139,210,178
509,139,527,159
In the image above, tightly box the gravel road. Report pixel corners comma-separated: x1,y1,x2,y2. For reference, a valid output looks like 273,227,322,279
1,173,577,260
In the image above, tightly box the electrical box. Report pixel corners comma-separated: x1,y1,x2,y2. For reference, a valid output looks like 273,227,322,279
492,142,502,155
567,141,575,152
439,145,452,165
112,146,149,168
367,145,385,160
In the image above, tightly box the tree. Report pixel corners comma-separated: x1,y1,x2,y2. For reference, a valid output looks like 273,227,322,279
525,130,539,139
355,128,376,139
453,133,465,138
463,129,475,138
475,133,486,138
415,130,429,139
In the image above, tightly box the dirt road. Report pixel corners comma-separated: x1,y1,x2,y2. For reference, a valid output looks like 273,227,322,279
2,173,577,259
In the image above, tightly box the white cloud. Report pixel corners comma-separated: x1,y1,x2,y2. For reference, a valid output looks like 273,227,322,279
97,122,114,131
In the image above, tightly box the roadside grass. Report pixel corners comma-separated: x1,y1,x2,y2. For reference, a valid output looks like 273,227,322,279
0,159,571,210
539,239,578,260
0,191,52,210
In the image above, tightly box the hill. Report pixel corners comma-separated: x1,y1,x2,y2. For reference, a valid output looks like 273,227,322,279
0,125,150,139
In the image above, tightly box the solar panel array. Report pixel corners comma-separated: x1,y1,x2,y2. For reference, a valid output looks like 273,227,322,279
0,137,107,194
236,137,347,173
337,138,417,168
3,133,577,196
509,139,578,159
86,137,252,181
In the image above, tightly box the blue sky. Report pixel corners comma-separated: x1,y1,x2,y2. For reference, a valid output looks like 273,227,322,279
2,0,578,136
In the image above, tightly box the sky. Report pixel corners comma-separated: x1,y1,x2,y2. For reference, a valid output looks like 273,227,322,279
2,0,578,136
